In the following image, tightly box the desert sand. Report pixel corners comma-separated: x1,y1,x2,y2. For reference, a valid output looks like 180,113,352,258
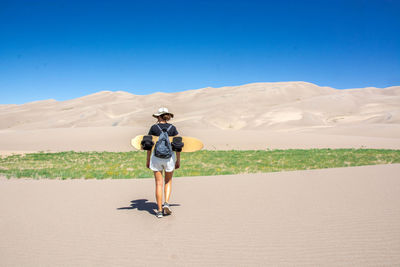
1,164,400,266
0,82,399,155
1,82,400,266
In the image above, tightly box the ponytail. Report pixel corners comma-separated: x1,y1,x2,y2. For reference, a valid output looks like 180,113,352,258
161,114,171,121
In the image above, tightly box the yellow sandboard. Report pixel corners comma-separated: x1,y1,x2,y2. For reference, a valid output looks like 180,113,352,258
131,135,203,152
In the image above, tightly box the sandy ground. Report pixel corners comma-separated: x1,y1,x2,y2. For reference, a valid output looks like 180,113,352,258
1,82,399,265
0,125,400,157
1,164,399,266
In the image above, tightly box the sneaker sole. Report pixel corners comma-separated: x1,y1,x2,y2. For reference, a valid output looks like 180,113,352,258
163,206,172,215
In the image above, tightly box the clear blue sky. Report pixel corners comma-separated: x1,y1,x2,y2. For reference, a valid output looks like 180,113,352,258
1,0,399,104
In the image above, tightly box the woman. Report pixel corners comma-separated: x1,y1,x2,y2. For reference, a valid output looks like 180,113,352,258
147,107,180,218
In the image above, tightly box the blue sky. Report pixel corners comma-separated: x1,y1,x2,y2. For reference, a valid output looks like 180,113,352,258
0,0,399,104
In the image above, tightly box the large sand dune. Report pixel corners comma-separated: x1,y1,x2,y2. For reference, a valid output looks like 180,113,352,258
0,81,399,153
1,164,399,266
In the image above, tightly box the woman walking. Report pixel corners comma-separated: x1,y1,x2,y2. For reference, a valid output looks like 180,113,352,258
146,107,180,218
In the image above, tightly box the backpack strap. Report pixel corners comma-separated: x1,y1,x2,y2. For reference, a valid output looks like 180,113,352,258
167,125,173,133
156,124,173,134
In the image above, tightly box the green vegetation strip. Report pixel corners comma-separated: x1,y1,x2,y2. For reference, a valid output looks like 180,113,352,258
0,149,399,179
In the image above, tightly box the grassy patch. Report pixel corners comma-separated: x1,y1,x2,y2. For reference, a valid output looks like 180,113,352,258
0,149,399,179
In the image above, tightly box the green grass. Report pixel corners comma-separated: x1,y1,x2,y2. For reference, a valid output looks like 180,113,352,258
0,149,399,179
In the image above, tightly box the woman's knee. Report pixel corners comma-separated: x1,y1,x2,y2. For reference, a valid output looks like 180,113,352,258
154,172,163,185
164,172,173,182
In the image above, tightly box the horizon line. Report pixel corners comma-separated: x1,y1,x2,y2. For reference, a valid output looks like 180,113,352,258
2,80,399,105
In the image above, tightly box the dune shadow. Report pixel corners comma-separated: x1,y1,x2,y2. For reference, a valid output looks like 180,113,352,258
117,199,180,215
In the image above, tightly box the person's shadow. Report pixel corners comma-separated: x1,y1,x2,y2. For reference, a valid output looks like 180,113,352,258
117,199,180,215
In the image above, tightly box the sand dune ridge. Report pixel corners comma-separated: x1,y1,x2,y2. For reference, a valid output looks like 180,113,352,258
1,82,399,131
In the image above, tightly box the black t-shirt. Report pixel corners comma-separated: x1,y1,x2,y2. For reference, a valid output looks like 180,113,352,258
148,123,179,136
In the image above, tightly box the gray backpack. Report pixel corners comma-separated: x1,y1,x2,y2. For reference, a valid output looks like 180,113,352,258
154,124,173,159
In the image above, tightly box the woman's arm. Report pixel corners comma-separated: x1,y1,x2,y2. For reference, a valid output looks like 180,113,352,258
146,150,151,168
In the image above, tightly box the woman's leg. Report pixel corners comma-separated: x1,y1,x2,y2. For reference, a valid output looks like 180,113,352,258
164,171,173,203
154,171,164,211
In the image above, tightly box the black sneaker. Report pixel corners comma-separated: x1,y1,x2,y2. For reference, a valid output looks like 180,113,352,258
162,202,172,215
156,211,163,218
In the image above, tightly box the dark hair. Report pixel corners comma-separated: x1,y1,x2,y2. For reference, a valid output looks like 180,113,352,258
160,114,171,121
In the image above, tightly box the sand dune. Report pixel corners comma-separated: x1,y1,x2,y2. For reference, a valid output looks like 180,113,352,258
0,81,399,153
1,164,399,266
1,81,399,131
